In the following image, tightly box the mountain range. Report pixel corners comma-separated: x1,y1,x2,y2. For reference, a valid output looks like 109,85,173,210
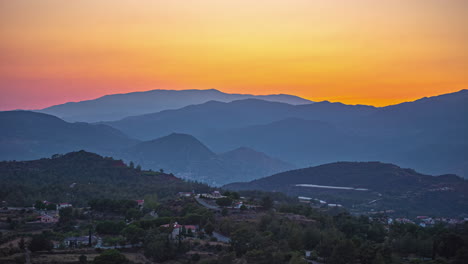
1,89,467,183
102,89,468,178
224,162,468,217
121,133,294,185
39,89,312,122
0,111,293,185
0,111,138,161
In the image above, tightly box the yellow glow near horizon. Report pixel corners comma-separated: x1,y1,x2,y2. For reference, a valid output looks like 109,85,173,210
0,0,467,109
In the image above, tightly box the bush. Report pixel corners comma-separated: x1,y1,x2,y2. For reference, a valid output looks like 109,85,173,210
191,253,201,262
216,197,232,207
79,254,87,263
93,249,129,264
28,235,53,252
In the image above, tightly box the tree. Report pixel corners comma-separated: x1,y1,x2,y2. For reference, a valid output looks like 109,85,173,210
230,192,240,200
96,221,126,235
261,196,273,210
222,208,228,216
125,208,142,221
46,203,57,211
121,225,145,245
289,252,307,264
372,253,385,264
28,234,53,252
143,193,159,210
18,237,25,250
231,227,255,256
191,253,201,262
204,221,215,235
34,200,46,210
435,233,465,258
59,207,74,224
79,254,87,264
129,161,134,169
93,249,129,264
328,239,356,264
144,231,176,262
216,197,233,207
302,227,321,250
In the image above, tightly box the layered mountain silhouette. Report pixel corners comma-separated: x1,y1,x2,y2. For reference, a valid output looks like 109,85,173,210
121,133,294,186
2,89,467,182
39,89,312,122
0,111,138,161
0,111,292,185
224,162,468,217
103,89,468,178
104,99,375,140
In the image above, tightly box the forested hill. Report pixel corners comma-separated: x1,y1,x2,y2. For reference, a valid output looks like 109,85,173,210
225,162,468,217
0,150,211,207
225,162,466,192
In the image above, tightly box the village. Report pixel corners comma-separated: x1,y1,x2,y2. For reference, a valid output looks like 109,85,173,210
1,189,467,264
0,190,271,263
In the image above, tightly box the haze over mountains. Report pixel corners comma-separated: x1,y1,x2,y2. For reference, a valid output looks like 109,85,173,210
39,89,312,122
0,111,293,185
103,89,468,178
0,111,138,161
1,89,467,185
121,133,294,185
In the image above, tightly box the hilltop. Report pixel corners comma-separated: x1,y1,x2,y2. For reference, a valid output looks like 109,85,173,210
0,150,210,206
39,89,312,122
224,162,468,217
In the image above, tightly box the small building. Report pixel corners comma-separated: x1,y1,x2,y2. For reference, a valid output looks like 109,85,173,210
161,222,198,239
178,192,193,197
136,200,144,209
298,196,312,204
37,214,58,223
212,191,222,198
64,236,98,247
58,203,72,210
233,201,244,209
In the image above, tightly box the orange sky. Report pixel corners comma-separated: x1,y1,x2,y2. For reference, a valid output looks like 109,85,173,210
1,0,467,110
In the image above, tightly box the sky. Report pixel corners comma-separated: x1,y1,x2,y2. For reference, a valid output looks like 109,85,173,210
1,0,467,110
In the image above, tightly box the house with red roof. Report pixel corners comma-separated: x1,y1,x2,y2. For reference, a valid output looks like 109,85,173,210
161,222,198,239
37,214,58,223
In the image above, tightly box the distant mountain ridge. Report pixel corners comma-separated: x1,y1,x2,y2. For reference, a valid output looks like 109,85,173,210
121,133,294,186
224,161,468,217
102,89,468,178
0,111,293,185
0,110,139,161
38,89,313,122
1,89,467,181
104,98,376,141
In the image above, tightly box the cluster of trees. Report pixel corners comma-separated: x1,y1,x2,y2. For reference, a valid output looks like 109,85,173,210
93,249,129,264
88,199,138,214
0,150,212,207
217,203,468,264
16,232,55,253
33,200,57,210
88,195,465,263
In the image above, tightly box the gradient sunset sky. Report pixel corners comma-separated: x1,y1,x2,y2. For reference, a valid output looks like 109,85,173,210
1,0,467,110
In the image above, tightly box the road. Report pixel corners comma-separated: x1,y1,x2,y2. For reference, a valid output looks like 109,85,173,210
194,195,220,211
